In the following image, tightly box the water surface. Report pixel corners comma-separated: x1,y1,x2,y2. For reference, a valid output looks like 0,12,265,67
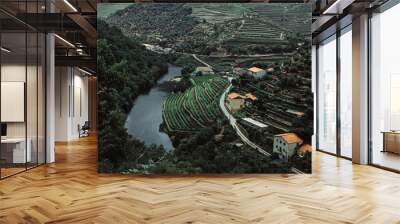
125,64,181,151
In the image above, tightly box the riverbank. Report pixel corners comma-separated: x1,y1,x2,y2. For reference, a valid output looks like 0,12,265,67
125,65,182,151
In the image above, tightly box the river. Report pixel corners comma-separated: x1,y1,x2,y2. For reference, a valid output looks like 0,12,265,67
125,64,181,151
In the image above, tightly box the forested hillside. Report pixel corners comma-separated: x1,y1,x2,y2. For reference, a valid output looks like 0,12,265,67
97,20,168,172
106,4,211,52
105,3,311,56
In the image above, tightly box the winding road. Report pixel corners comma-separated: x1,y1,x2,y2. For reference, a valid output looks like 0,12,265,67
192,54,213,69
145,43,272,157
143,43,294,59
219,82,271,156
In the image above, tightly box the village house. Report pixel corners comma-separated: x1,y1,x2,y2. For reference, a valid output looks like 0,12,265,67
227,93,246,112
273,133,303,160
226,92,257,112
244,93,257,106
297,144,312,157
247,66,266,79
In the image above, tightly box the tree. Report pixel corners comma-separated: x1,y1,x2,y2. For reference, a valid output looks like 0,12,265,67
182,64,195,75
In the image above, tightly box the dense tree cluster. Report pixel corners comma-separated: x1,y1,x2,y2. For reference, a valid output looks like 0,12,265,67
125,123,291,174
98,20,168,172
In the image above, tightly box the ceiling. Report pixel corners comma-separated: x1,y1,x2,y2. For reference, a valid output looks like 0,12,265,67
1,0,96,73
311,0,390,43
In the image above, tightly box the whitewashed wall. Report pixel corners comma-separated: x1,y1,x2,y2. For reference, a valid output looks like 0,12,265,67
55,67,89,141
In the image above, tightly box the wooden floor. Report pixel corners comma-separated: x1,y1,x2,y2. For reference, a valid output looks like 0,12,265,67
1,135,400,224
372,150,400,171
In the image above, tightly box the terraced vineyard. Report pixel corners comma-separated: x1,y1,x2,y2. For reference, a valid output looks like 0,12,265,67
230,18,286,45
163,76,229,132
249,4,310,37
223,4,310,48
190,4,249,24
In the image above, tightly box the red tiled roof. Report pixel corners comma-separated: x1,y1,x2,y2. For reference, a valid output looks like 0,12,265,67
245,93,257,101
275,133,303,144
248,67,263,73
228,93,244,99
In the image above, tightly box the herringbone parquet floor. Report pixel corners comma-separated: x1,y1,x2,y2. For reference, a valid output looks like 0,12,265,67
1,135,400,224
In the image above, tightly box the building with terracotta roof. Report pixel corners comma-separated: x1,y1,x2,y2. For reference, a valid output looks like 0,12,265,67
247,66,266,79
297,144,313,157
273,133,303,160
245,93,257,101
226,92,258,112
227,92,246,112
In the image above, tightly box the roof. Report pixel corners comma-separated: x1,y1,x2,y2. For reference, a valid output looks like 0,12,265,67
228,92,257,100
242,118,268,128
228,92,244,99
245,93,257,101
248,67,264,73
275,133,303,144
298,144,313,156
299,144,312,152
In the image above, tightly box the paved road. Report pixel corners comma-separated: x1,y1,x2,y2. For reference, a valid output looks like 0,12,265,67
143,43,294,58
191,54,213,69
219,82,270,156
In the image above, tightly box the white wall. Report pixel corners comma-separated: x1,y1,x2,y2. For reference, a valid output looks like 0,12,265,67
55,66,89,141
1,63,46,164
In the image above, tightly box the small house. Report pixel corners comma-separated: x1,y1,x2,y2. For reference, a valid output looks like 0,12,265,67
227,93,246,112
273,133,303,160
227,92,258,112
247,67,266,79
297,144,312,157
245,93,257,101
244,93,257,106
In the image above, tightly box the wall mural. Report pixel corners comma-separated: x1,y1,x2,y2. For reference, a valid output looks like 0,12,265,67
97,3,313,174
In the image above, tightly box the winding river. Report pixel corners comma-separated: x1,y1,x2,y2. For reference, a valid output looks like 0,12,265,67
125,64,181,151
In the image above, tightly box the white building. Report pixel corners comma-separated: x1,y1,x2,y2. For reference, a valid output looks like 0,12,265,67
273,133,303,160
247,67,266,79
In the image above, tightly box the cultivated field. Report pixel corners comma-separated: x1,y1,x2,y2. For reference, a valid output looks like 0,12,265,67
190,4,249,24
163,76,229,132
